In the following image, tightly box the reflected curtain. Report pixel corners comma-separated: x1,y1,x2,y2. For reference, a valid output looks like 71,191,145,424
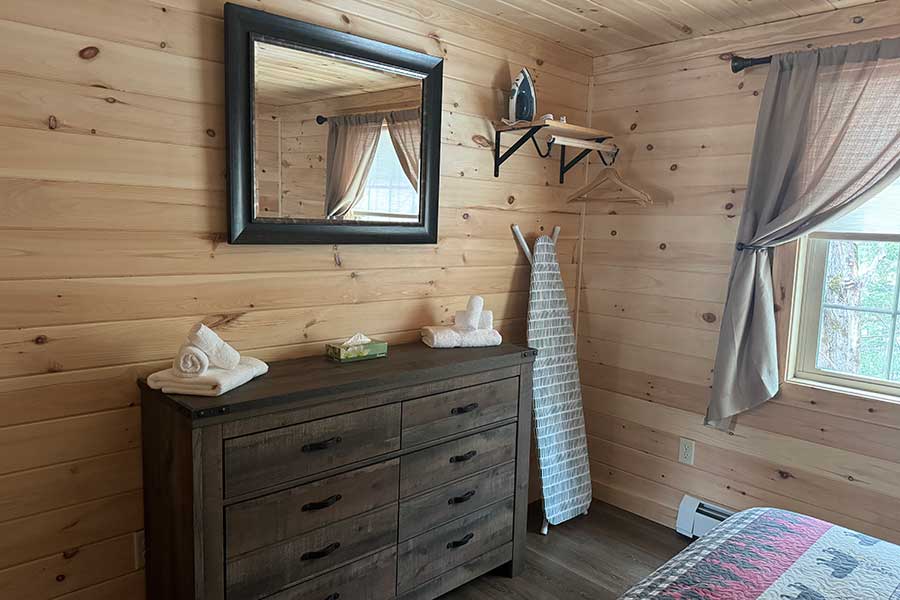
708,38,900,428
386,109,421,191
325,113,384,219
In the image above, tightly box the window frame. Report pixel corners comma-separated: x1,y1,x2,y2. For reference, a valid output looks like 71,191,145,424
788,234,900,399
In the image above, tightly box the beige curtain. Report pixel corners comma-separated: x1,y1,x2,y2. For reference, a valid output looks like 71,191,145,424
386,109,421,191
325,113,384,219
708,38,900,428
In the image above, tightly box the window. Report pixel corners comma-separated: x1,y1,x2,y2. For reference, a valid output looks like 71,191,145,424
350,123,418,222
792,177,900,397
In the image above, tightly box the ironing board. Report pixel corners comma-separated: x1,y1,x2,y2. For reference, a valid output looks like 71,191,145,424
514,225,593,533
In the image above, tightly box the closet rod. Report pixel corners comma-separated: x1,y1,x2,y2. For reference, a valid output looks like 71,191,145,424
730,54,772,73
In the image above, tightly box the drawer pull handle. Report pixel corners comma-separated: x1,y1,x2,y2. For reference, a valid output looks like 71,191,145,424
449,450,477,464
446,533,474,549
450,402,479,416
301,542,341,561
302,494,343,512
448,490,476,505
324,594,340,600
302,436,342,453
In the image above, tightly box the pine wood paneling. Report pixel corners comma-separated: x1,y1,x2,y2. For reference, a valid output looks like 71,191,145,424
0,2,588,597
583,4,900,544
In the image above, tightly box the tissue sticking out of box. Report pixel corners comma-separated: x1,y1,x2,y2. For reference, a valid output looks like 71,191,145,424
342,332,372,347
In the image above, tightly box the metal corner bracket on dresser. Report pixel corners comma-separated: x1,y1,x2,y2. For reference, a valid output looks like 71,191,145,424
139,343,537,600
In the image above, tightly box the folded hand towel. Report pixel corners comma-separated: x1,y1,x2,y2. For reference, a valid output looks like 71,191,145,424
478,310,493,330
173,344,209,378
187,323,240,370
458,328,502,347
147,356,268,397
421,326,462,348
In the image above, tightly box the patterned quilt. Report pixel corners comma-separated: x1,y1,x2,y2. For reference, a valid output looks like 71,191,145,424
620,507,900,599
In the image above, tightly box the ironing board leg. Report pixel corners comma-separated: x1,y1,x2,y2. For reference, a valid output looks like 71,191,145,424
540,517,549,536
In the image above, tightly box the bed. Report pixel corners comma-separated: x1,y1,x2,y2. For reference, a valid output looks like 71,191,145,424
620,507,900,599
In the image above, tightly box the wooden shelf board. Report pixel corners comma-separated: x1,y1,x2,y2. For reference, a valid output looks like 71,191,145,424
495,119,613,140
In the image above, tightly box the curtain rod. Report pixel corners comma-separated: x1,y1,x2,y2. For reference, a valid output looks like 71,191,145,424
730,54,773,73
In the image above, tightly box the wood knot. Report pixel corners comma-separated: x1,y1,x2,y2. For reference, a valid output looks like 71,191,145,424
48,115,58,130
719,53,733,61
725,202,734,210
629,123,637,131
507,196,515,205
658,243,667,250
470,134,492,148
681,24,692,34
206,128,216,137
702,313,717,323
160,41,167,48
462,212,469,220
35,335,49,345
852,15,864,24
646,144,653,151
610,230,617,236
105,96,117,103
62,549,79,560
669,163,678,171
536,58,544,66
737,81,745,90
56,575,66,582
340,14,350,24
78,46,100,60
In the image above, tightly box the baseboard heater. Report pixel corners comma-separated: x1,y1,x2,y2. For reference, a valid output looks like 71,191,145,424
675,495,734,538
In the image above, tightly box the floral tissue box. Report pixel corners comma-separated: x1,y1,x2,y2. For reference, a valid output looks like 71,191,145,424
326,333,388,363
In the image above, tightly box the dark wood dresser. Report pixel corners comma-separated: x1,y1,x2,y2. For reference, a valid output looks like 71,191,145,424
139,342,536,600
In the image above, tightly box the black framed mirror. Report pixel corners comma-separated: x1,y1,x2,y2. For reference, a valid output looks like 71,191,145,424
224,3,443,244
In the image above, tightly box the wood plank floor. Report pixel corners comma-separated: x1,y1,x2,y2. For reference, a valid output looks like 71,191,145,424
444,500,690,599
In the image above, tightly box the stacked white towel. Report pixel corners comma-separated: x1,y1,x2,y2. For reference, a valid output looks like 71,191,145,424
148,357,269,397
421,295,502,348
147,322,268,396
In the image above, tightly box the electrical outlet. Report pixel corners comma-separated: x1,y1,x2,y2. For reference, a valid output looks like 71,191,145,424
133,530,146,570
678,438,695,465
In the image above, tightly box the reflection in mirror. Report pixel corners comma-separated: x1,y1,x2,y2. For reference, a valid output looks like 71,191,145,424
252,40,423,224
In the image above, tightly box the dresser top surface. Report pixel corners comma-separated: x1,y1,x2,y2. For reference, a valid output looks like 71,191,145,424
141,342,535,422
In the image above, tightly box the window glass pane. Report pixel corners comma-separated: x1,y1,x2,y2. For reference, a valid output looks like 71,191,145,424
822,240,900,311
817,308,892,379
893,327,900,382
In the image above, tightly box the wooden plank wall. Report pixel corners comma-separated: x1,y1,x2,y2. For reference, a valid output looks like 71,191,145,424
582,1,900,544
0,1,590,598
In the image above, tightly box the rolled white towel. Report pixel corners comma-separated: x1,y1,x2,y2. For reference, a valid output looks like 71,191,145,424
453,295,485,331
458,328,502,348
421,326,462,348
147,356,268,397
187,323,240,370
453,310,479,331
173,344,209,378
478,310,493,330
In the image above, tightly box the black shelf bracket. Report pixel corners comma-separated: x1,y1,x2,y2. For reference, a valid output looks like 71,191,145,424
493,125,547,178
493,124,616,184
559,137,615,184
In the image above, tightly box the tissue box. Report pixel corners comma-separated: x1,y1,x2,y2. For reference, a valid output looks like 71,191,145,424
326,340,388,363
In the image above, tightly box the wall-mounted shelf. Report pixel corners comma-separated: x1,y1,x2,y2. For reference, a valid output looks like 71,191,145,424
493,119,616,183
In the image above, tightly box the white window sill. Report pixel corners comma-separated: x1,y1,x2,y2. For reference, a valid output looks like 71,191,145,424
785,375,900,405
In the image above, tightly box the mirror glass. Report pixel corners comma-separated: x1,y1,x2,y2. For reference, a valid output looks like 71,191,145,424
252,40,424,224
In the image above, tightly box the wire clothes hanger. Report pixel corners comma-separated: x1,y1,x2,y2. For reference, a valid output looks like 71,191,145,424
564,150,651,206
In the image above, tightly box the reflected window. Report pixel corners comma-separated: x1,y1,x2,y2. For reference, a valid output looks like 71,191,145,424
350,124,419,222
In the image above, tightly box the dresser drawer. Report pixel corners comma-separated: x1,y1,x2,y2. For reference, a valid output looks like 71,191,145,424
224,404,401,497
400,423,516,497
401,377,519,447
397,498,514,593
226,504,398,600
265,547,397,600
226,459,399,557
399,461,515,541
